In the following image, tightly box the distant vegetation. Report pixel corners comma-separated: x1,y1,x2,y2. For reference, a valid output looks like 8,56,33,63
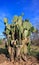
0,39,2,45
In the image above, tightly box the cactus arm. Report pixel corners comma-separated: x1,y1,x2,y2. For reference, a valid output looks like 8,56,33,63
23,21,32,30
30,26,37,34
4,18,8,25
13,15,18,22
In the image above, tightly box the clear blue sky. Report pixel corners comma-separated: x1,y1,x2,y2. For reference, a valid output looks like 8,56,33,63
0,0,39,38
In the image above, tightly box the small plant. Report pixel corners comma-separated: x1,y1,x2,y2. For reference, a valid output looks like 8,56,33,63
0,39,2,45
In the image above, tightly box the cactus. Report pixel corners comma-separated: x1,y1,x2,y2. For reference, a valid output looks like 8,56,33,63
4,18,8,25
13,15,18,23
3,15,37,61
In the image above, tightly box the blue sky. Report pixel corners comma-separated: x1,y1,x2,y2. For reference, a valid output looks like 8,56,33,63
0,0,39,38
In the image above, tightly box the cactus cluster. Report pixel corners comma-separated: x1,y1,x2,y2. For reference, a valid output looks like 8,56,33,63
3,15,36,61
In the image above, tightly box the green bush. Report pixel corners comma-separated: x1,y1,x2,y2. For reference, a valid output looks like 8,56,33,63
0,39,2,45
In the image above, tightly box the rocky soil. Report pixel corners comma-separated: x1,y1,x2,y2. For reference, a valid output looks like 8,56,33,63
0,54,39,65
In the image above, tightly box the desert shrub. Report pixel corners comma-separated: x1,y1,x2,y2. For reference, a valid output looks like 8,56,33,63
0,39,2,45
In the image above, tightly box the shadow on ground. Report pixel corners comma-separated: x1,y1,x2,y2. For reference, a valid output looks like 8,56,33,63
36,52,39,61
0,48,10,59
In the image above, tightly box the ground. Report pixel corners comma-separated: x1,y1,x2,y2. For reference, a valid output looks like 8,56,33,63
0,53,39,65
0,44,39,65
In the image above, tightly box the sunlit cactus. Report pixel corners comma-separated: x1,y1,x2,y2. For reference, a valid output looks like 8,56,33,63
23,20,32,30
3,15,37,61
4,18,8,25
13,15,18,22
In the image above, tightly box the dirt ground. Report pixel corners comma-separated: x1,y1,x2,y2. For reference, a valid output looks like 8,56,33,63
0,54,39,65
0,43,39,65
